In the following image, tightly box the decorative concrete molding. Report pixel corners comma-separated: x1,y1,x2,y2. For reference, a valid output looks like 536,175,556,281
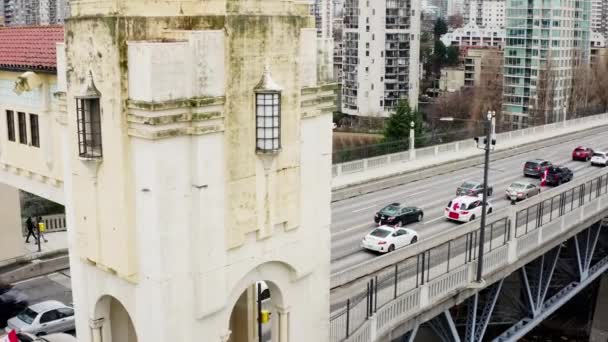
14,71,43,95
301,83,339,119
52,91,68,126
127,96,226,139
89,317,105,329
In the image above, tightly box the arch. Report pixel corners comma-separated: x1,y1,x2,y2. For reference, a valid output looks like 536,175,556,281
225,261,297,342
226,260,298,312
94,295,138,342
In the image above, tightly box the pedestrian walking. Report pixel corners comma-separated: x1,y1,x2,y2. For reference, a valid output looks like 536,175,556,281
36,216,48,243
25,216,36,243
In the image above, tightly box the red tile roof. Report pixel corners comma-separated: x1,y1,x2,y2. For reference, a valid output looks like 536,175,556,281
0,25,64,72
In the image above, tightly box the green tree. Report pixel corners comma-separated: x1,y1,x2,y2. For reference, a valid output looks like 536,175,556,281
446,46,460,66
433,18,448,40
383,100,424,142
431,40,447,75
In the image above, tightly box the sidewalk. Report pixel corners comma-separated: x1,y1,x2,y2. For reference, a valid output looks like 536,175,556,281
0,231,69,284
22,231,68,255
332,117,608,190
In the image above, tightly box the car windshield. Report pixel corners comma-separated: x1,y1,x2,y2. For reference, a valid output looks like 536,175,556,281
17,307,37,325
510,182,526,190
593,153,605,157
370,229,392,238
460,181,478,189
380,205,400,215
525,162,539,168
575,147,585,151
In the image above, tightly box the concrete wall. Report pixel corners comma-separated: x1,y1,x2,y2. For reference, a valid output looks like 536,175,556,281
62,1,334,341
0,182,23,262
0,70,64,204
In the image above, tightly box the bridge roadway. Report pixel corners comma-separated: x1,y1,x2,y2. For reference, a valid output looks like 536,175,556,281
328,159,608,342
330,126,608,274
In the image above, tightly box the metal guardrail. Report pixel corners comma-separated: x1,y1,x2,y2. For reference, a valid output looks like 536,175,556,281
331,113,608,178
330,167,608,342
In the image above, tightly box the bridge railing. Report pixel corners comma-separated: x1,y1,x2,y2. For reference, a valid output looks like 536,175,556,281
332,113,608,177
21,213,67,236
330,168,608,342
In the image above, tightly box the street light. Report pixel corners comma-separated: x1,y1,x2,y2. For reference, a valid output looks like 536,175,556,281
439,111,496,283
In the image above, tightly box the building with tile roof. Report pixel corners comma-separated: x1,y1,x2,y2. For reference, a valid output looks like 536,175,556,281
0,25,63,72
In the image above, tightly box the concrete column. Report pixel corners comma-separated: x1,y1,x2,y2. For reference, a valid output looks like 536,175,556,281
409,121,416,160
0,183,24,261
277,306,290,342
590,274,608,342
90,318,105,342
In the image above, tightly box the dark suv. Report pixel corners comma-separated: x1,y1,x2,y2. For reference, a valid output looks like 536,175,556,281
545,166,573,186
524,159,552,178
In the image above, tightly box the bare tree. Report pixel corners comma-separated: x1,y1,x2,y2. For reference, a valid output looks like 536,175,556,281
471,52,504,129
567,49,593,119
447,14,464,29
532,57,556,126
589,56,608,113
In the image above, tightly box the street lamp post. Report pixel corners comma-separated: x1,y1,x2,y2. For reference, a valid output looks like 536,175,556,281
440,111,495,283
476,111,494,283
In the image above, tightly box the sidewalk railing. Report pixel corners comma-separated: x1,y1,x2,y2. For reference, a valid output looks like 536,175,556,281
21,213,67,236
331,113,608,178
329,167,608,342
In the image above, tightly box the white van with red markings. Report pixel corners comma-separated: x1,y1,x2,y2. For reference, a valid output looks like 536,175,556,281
444,195,493,223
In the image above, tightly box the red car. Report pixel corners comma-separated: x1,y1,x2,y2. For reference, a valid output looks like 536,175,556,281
572,146,594,161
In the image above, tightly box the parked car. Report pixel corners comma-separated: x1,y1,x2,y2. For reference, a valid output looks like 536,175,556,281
444,196,493,223
572,146,594,161
0,285,28,329
523,159,553,178
5,301,74,336
506,181,541,202
456,180,493,197
374,203,424,227
591,151,608,167
545,166,573,186
361,226,419,253
1,332,76,342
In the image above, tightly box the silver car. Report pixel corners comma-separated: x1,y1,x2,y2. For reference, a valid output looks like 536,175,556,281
5,301,74,336
506,181,540,201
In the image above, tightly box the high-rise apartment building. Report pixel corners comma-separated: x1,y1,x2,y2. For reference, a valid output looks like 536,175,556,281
342,0,420,117
591,0,607,36
502,0,591,128
448,0,464,17
312,0,335,81
312,0,333,39
464,0,506,27
1,0,68,26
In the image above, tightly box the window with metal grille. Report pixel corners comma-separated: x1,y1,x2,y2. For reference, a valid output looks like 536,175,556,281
255,93,281,152
18,112,27,144
76,98,102,158
29,113,39,147
6,110,15,142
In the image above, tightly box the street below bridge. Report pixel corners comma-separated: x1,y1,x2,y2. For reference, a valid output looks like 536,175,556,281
330,126,608,274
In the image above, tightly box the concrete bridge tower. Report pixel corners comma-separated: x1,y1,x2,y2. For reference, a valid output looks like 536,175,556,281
59,0,335,341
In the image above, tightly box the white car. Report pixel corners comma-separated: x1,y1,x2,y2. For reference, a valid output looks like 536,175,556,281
5,301,75,336
444,196,493,223
1,332,76,342
361,226,419,253
591,151,608,167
